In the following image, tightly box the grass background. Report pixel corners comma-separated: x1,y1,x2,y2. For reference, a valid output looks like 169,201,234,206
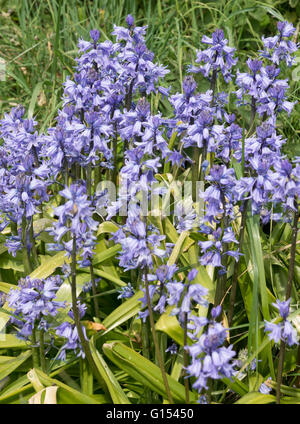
0,0,299,154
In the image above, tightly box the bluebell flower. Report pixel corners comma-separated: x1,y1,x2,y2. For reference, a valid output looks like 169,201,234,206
126,14,135,28
189,29,237,83
264,298,298,346
56,321,87,361
261,21,297,67
117,283,135,299
273,298,291,320
259,378,272,394
49,182,98,266
6,276,66,341
187,268,198,282
0,106,51,256
165,343,178,355
198,395,208,404
198,226,240,275
185,306,236,392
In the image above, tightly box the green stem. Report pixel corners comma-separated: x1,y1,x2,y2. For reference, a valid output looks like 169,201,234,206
39,329,47,373
276,340,286,404
86,161,100,320
112,130,118,186
276,206,299,404
285,206,299,300
31,324,40,369
142,317,153,403
52,0,62,90
144,270,174,404
87,165,92,198
21,213,32,276
192,145,199,203
70,235,109,396
183,312,190,404
11,221,18,236
214,196,229,307
94,166,101,193
89,263,100,320
210,69,217,101
39,211,46,256
29,220,39,269
199,142,208,182
249,97,257,136
228,199,249,327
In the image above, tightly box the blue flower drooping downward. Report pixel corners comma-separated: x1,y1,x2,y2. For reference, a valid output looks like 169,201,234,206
264,298,298,347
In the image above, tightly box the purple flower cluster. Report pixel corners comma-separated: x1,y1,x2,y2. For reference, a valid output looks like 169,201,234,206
188,29,237,83
186,306,236,391
117,283,135,299
137,264,179,322
264,298,298,346
6,275,89,362
138,265,235,395
0,106,51,256
261,21,298,67
198,226,241,274
108,98,179,272
49,182,98,267
6,276,65,339
41,15,170,178
55,301,87,361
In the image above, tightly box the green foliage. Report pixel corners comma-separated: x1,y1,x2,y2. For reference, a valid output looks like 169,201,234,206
0,0,299,405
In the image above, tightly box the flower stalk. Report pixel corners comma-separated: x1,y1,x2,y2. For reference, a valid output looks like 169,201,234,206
144,270,174,404
276,205,299,404
70,235,108,395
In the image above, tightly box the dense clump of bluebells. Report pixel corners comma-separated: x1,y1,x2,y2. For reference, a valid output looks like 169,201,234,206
6,276,65,339
0,106,50,258
0,16,299,404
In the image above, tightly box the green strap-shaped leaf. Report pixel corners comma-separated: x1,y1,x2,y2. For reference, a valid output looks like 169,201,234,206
30,251,68,280
89,269,126,287
92,244,121,266
168,230,189,266
268,380,300,398
102,290,143,333
155,306,184,346
164,218,214,302
0,350,31,381
90,336,130,404
0,374,32,403
97,221,119,235
79,358,93,396
222,376,248,397
30,368,102,404
0,282,15,293
235,392,276,404
102,341,197,403
0,334,28,349
280,397,300,404
28,82,43,119
246,213,275,379
246,214,270,320
0,253,24,272
0,362,76,403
